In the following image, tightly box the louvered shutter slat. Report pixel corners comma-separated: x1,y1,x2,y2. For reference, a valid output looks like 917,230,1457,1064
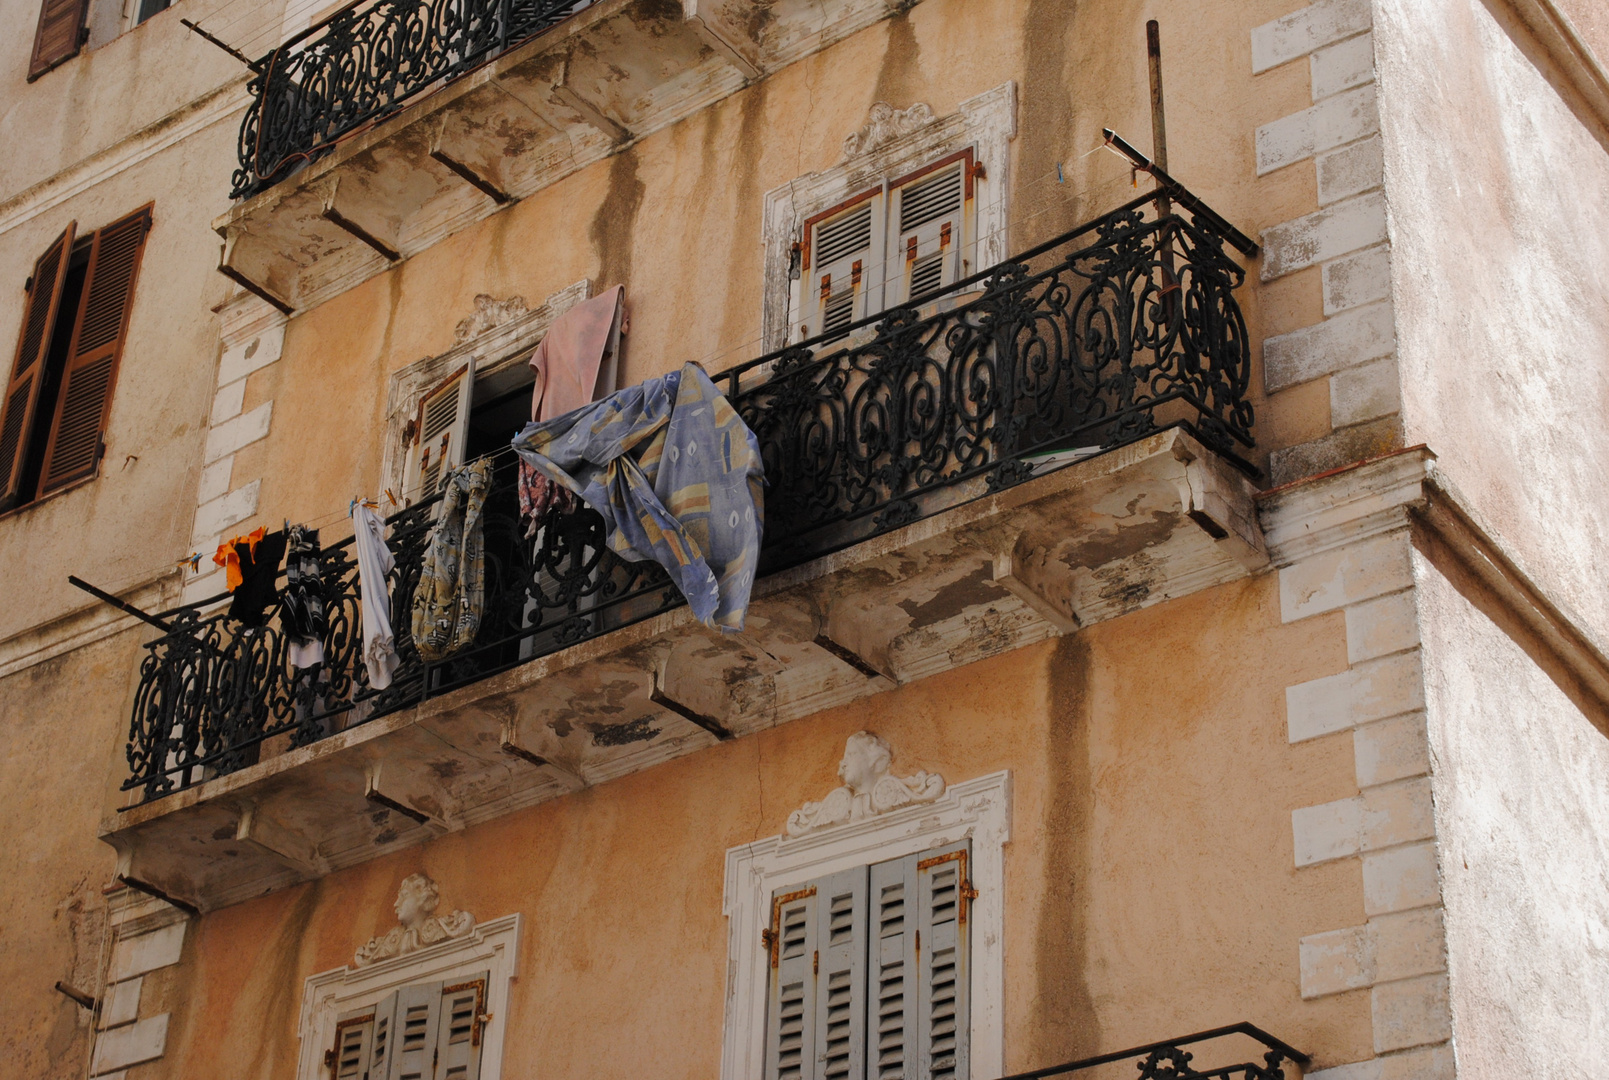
434,974,488,1080
808,192,880,339
370,991,400,1080
38,208,149,495
814,866,869,1080
891,164,966,308
915,842,971,1080
0,221,75,505
29,0,87,80
407,362,474,503
766,887,819,1080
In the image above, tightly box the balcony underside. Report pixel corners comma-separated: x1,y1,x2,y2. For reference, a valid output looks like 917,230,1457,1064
214,0,910,316
102,428,1264,912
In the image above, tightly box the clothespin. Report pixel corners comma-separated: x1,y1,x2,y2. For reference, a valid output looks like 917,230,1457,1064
1055,161,1064,184
348,498,358,516
384,488,398,507
178,552,202,572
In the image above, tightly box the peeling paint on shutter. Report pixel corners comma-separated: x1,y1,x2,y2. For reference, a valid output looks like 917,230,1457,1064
434,974,488,1080
406,361,474,503
29,0,87,81
869,854,918,1080
766,886,818,1080
814,866,868,1080
38,207,150,495
333,1005,377,1080
889,155,971,309
0,221,74,506
369,991,400,1080
385,981,444,1080
915,843,971,1080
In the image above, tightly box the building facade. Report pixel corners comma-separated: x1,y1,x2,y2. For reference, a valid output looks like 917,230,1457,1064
1,0,1607,1077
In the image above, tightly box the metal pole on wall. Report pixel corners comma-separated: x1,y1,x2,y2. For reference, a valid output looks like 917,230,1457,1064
1147,19,1179,316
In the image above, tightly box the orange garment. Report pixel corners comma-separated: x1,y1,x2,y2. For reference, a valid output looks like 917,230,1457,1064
212,526,266,591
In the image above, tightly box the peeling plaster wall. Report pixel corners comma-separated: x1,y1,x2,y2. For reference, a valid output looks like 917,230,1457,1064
1414,547,1609,1076
1373,0,1609,646
143,574,1374,1078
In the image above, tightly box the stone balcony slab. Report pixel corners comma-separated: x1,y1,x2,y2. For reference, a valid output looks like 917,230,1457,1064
212,0,912,316
101,428,1263,911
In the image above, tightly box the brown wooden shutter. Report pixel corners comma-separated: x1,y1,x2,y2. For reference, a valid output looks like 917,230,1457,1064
0,221,76,506
37,207,151,495
29,0,88,81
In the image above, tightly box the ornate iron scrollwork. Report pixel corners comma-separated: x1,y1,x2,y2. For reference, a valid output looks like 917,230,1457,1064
123,191,1256,802
232,0,602,199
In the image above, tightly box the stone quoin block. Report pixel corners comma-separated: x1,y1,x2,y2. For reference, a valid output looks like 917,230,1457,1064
107,921,186,982
1263,299,1396,392
1307,1042,1455,1080
1318,135,1385,206
1252,0,1372,74
1280,530,1414,623
216,323,285,386
1293,796,1364,867
196,458,233,506
1372,973,1452,1052
1300,923,1373,997
1331,356,1402,430
1354,712,1431,787
1293,778,1435,868
1344,587,1419,663
210,378,246,425
1362,842,1441,915
192,479,262,543
90,1014,169,1074
202,401,273,464
1262,191,1388,281
1286,650,1425,743
1371,907,1446,983
1323,241,1391,313
1311,31,1375,100
1256,84,1379,175
98,977,142,1030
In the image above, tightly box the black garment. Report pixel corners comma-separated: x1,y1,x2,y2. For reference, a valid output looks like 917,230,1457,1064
228,530,286,627
279,525,327,646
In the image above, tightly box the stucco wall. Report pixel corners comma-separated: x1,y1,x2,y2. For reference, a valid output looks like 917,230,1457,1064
130,572,1371,1079
1414,545,1609,1076
0,627,149,1079
1374,0,1609,646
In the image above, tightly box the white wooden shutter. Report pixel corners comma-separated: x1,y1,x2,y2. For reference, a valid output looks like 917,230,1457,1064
385,981,444,1080
369,991,399,1080
332,1005,378,1080
805,191,882,340
434,974,489,1080
405,361,474,503
888,157,970,309
765,886,819,1080
915,843,971,1080
868,855,918,1080
814,866,870,1080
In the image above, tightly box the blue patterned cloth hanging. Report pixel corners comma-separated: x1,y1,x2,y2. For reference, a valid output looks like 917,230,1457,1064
511,362,765,632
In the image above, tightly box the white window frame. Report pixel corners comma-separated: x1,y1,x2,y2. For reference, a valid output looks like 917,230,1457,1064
760,82,1017,353
381,279,591,501
295,913,522,1080
721,770,1011,1080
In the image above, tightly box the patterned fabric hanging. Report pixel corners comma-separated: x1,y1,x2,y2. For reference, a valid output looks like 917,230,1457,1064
410,458,494,661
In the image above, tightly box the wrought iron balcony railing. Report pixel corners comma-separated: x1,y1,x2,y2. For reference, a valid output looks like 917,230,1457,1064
1003,1023,1309,1080
232,0,599,199
122,187,1256,803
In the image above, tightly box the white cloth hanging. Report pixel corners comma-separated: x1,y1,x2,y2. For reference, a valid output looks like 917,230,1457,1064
351,503,397,690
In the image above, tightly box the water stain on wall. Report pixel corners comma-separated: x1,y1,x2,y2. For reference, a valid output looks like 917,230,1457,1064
590,149,646,294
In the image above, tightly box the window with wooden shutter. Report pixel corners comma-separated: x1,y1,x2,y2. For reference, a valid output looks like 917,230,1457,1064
404,361,474,504
331,1005,378,1080
384,980,444,1080
37,206,151,495
803,190,882,341
435,974,489,1080
765,886,818,1080
29,0,88,80
0,222,75,508
887,154,972,310
765,844,969,1080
